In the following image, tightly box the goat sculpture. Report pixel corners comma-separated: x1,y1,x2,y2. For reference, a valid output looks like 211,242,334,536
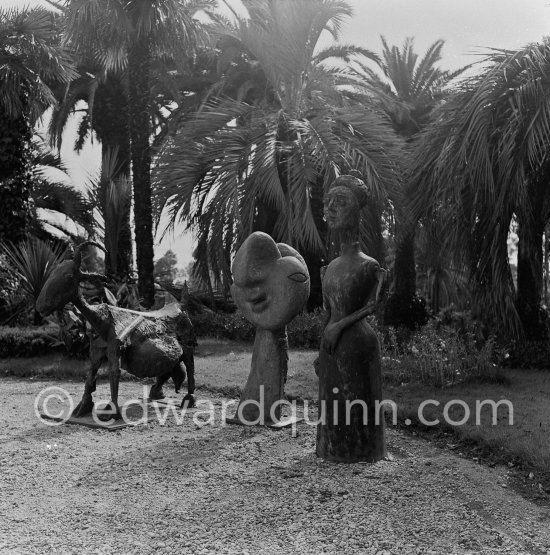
36,242,196,418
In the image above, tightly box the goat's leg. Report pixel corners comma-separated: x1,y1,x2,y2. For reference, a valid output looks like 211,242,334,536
100,339,122,421
180,345,196,408
171,363,186,394
149,372,171,400
72,346,105,417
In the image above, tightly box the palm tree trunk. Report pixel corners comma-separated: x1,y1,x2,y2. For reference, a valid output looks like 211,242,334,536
128,39,155,307
516,206,545,340
303,175,327,310
544,229,550,306
393,225,417,300
94,77,133,278
384,216,428,329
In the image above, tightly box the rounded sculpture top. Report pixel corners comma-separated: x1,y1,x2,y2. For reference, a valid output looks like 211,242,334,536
323,175,369,230
231,232,310,330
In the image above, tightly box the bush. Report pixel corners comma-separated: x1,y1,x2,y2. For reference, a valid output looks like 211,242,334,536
380,319,504,387
384,292,429,330
0,326,60,358
190,308,325,348
504,340,550,370
190,310,255,342
287,309,324,348
0,238,68,325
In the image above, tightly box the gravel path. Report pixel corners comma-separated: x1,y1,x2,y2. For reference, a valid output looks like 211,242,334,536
1,378,550,555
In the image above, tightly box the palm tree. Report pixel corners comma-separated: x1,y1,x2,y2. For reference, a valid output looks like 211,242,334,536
48,65,134,277
409,39,550,340
0,6,76,244
30,133,95,243
58,0,216,306
155,0,401,299
351,37,464,327
49,54,217,278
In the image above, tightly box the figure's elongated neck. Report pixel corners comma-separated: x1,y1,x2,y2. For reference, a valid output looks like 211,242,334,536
341,241,361,256
73,295,109,339
334,228,360,254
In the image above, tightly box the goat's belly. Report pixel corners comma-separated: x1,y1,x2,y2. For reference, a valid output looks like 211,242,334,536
122,337,182,377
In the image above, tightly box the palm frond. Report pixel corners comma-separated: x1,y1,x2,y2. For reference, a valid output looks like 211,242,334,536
0,238,68,305
409,39,550,337
0,6,77,119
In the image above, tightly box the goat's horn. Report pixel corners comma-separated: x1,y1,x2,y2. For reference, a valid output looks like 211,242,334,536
73,241,106,270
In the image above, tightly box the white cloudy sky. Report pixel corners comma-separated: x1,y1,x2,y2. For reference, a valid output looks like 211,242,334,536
3,0,550,265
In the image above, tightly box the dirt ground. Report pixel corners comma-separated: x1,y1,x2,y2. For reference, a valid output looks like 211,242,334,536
2,378,550,554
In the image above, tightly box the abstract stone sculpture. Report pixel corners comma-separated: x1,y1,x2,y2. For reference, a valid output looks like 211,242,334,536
316,175,386,462
229,232,310,425
36,242,196,419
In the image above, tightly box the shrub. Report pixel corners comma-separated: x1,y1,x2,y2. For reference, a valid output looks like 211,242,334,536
190,308,325,348
287,309,324,348
190,310,254,342
504,340,550,370
384,292,429,330
0,326,60,358
0,238,67,324
381,319,504,387
47,307,90,359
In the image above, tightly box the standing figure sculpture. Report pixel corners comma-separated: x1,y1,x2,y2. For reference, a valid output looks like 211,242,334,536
316,175,386,462
229,232,310,425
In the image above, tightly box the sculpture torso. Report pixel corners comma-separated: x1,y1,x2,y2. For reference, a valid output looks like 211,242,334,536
322,243,379,323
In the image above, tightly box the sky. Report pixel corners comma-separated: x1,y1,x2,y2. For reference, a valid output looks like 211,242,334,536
341,0,549,70
4,0,550,267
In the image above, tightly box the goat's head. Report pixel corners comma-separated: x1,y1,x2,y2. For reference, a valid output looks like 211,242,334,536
36,241,107,316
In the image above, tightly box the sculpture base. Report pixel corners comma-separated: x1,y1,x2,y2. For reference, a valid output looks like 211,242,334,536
225,415,303,429
39,398,183,431
39,413,136,431
138,397,181,407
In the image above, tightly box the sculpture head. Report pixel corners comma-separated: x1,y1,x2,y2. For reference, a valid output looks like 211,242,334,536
230,232,310,330
36,241,107,316
324,174,369,231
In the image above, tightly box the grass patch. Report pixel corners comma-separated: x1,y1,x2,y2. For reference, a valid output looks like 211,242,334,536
0,353,90,380
384,371,550,489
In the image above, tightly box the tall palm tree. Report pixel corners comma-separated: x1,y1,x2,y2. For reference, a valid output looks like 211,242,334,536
155,0,401,298
49,53,217,277
351,37,464,327
409,39,550,340
0,6,76,244
58,0,216,306
48,65,134,277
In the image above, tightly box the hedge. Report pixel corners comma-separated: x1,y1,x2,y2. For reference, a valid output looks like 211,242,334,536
0,326,59,358
190,309,323,349
0,309,325,358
